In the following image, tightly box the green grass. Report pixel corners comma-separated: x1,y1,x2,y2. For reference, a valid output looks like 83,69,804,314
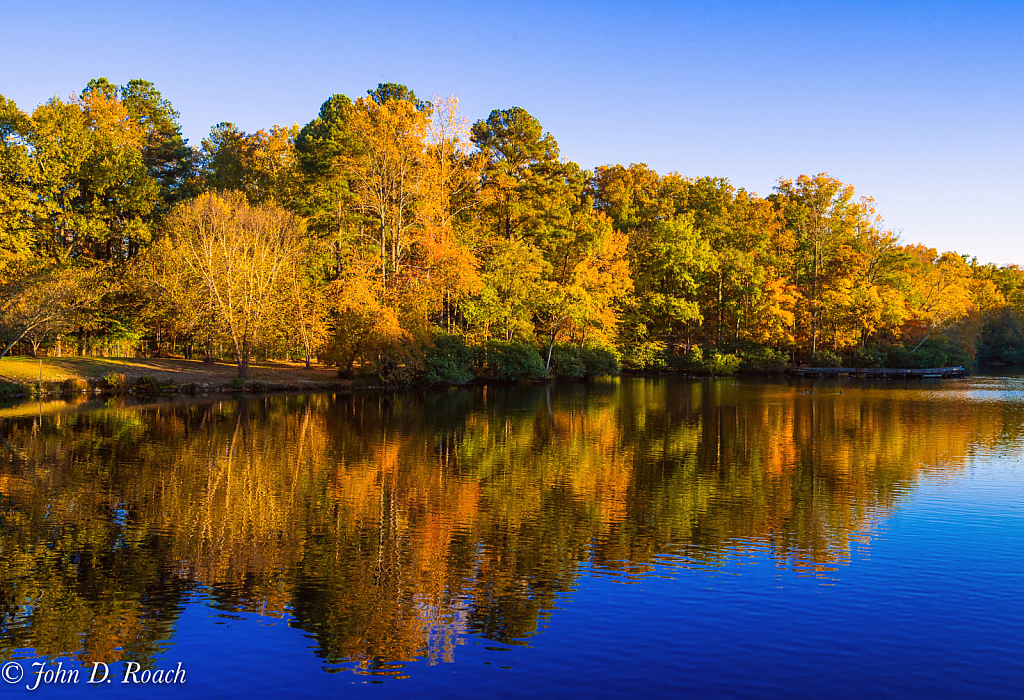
0,356,135,382
0,356,345,387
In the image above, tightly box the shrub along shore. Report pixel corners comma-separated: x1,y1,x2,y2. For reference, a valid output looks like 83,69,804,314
0,336,984,403
0,342,751,401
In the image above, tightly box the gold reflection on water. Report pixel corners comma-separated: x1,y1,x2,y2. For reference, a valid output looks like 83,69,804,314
0,379,1019,673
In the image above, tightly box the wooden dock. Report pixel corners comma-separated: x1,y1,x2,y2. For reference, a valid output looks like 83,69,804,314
786,366,966,379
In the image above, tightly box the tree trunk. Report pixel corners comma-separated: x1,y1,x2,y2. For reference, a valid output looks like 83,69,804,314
718,273,724,347
338,356,355,379
236,337,251,379
0,338,20,360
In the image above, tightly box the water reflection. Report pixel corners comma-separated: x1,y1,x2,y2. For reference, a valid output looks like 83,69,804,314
1,378,1021,677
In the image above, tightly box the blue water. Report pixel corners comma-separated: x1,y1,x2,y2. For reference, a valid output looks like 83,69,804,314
1,378,1023,697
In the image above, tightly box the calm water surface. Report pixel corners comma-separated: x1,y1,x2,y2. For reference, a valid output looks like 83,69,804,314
1,377,1023,697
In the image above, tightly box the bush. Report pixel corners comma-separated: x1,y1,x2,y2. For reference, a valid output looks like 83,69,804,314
361,360,417,386
250,380,268,393
580,345,620,376
707,352,741,376
979,307,1024,365
621,340,667,371
421,334,475,385
809,350,842,367
229,378,245,391
928,337,971,368
549,345,586,379
884,345,912,368
104,372,127,391
667,345,703,371
887,340,970,369
737,345,787,373
528,344,619,380
475,341,546,381
132,375,160,394
61,378,89,395
0,380,22,399
850,348,886,368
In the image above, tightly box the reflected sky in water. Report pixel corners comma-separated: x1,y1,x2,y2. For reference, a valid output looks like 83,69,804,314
1,377,1023,697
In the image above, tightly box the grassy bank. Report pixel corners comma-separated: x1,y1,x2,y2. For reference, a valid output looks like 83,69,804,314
0,357,350,397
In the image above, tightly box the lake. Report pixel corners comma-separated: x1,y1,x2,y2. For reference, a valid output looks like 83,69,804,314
1,377,1023,698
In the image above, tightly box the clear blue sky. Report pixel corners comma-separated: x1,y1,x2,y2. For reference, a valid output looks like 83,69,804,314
4,0,1022,263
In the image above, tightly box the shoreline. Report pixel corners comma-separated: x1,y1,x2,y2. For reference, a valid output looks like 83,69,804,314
1,355,992,405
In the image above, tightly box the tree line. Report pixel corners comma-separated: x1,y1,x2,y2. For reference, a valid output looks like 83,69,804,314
2,78,1023,379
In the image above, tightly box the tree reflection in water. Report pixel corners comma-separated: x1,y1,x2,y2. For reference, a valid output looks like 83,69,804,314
1,379,1018,676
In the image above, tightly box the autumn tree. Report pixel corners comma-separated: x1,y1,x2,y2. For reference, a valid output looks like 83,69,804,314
162,191,303,377
344,95,428,288
84,77,193,211
198,122,299,206
0,263,101,358
0,97,35,273
283,243,331,368
903,246,974,351
0,89,159,264
306,86,484,379
773,174,893,356
417,95,483,331
619,213,712,364
0,84,185,357
294,94,361,278
471,106,560,240
532,188,632,368
143,235,221,361
470,111,631,367
465,238,545,341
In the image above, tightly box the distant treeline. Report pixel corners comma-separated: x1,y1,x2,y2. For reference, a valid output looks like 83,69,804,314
2,79,1022,380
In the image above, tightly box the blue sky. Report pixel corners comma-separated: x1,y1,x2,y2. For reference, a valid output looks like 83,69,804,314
4,0,1022,263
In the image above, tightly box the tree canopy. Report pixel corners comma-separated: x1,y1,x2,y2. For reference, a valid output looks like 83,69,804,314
0,79,1016,374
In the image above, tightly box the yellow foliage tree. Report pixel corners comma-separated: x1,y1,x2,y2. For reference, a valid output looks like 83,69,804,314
904,245,974,352
162,191,304,377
